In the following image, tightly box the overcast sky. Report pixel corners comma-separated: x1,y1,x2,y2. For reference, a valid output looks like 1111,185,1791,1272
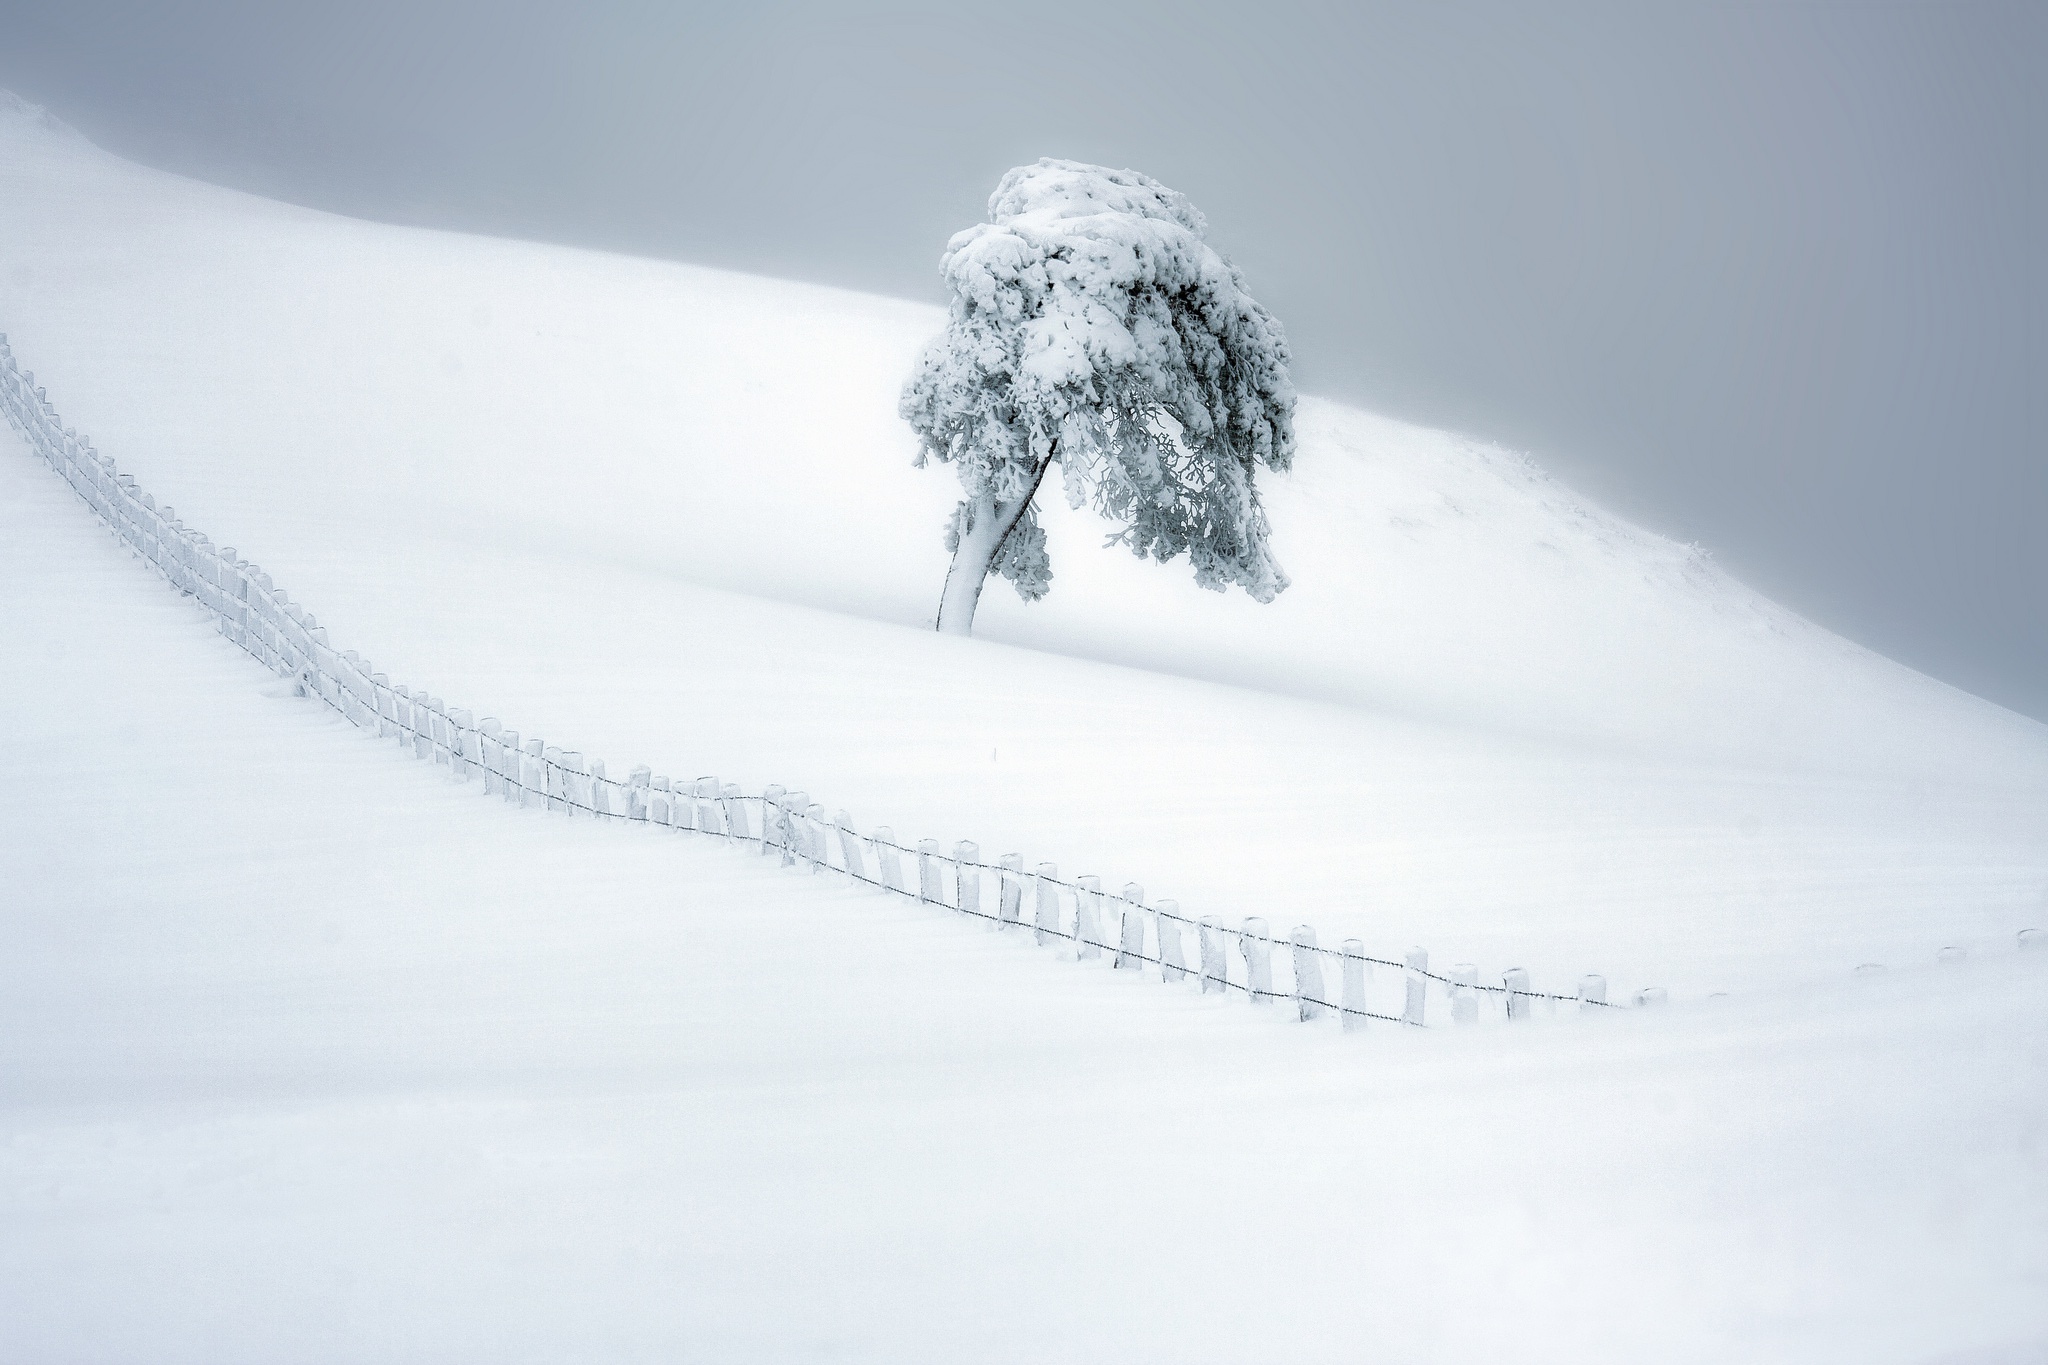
4,0,2043,719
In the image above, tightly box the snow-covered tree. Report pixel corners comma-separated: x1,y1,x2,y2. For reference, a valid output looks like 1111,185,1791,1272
901,158,1297,635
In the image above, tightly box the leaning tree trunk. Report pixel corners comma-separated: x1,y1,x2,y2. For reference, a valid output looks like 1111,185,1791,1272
934,459,1051,636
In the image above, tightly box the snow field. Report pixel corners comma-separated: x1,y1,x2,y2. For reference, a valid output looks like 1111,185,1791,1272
3,89,2048,1362
4,398,2047,1364
2,98,2043,1007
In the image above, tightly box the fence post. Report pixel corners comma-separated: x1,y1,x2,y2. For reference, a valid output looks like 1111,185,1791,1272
875,827,903,892
1115,883,1146,970
1154,899,1187,983
1577,974,1606,1013
1451,964,1479,1025
954,841,980,915
447,709,475,781
1403,948,1428,1026
1239,919,1273,1001
650,775,671,826
405,690,430,759
1503,967,1532,1021
837,811,866,881
540,746,564,810
495,729,520,803
1340,939,1368,1032
804,803,829,872
1074,876,1103,960
561,752,587,815
719,782,749,840
1291,926,1327,1022
761,785,786,855
689,776,718,834
1033,863,1060,946
1633,987,1668,1007
428,699,451,766
1199,916,1228,994
917,840,943,904
996,854,1024,928
779,791,809,867
477,718,503,794
520,738,544,809
627,765,651,820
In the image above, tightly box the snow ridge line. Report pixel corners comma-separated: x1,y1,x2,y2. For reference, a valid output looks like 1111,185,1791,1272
2,332,1651,1029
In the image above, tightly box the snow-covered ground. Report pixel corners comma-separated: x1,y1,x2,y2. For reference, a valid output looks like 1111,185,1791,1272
2,95,2043,1003
2,93,2046,1361
4,400,2046,1364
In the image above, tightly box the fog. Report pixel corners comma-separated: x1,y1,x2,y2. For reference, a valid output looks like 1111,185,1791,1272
4,0,2042,719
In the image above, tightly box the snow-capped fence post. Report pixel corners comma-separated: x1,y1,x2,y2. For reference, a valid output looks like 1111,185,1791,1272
804,803,829,871
997,854,1024,929
428,699,451,767
1291,926,1327,1022
916,840,943,904
1199,916,1228,994
627,765,651,821
1033,863,1060,946
561,752,587,815
1340,939,1368,1032
649,776,671,826
1577,974,1607,1013
520,738,544,808
477,718,503,795
372,673,394,739
719,782,748,840
537,744,562,809
1073,876,1104,960
492,722,518,797
953,841,981,915
875,828,903,892
761,785,786,855
448,709,476,781
591,759,616,818
1115,884,1146,970
1403,949,1429,1026
1503,967,1532,1021
1240,918,1273,1002
404,689,429,759
1633,987,1668,1007
1154,899,1187,983
836,811,865,881
1451,964,1479,1025
778,791,809,868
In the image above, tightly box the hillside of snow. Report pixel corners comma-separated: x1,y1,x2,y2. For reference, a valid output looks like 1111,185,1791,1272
3,374,2045,1365
3,88,2047,1363
1,94,2043,1001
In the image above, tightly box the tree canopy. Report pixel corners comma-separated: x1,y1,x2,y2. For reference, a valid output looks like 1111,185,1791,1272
903,159,1297,626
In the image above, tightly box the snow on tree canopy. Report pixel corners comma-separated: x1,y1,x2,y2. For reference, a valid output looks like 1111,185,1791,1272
902,159,1297,625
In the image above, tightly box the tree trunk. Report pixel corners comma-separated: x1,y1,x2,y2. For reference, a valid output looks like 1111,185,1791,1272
935,459,1051,636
